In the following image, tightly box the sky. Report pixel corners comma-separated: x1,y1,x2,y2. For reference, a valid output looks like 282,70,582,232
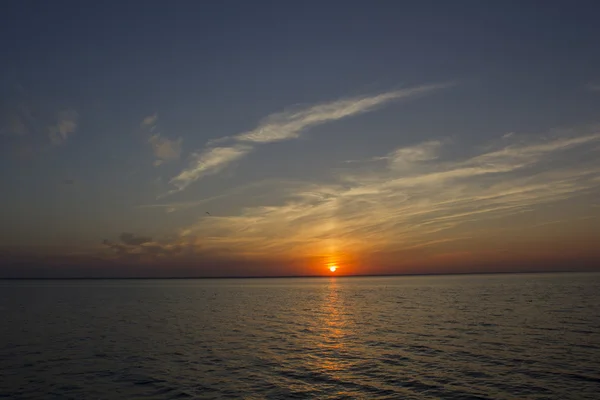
1,1,600,277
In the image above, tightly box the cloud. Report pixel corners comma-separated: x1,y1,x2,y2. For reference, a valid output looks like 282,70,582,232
1,85,78,148
141,114,158,129
0,110,28,137
0,85,36,138
385,140,443,170
119,232,152,246
168,145,252,191
139,179,291,213
232,83,452,144
148,134,183,164
102,232,188,261
167,83,453,194
586,82,600,92
175,129,600,260
49,109,78,145
140,114,183,166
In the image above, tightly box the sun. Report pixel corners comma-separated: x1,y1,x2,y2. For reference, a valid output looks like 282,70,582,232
329,265,337,272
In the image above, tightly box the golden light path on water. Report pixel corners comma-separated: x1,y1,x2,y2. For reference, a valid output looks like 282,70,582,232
316,277,348,377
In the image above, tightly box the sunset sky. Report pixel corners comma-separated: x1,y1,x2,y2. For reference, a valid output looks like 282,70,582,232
1,1,600,277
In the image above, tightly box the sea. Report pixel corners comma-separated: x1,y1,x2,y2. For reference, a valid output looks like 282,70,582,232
1,273,599,399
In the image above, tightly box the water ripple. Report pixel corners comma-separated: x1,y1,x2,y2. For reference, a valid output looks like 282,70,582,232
1,273,599,399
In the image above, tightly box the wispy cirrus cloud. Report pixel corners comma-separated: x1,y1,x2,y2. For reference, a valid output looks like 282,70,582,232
140,114,158,130
174,129,600,260
168,145,251,191
148,135,183,166
167,82,453,193
230,83,452,143
140,114,183,166
1,84,79,150
102,232,191,262
139,178,293,213
49,109,78,145
586,82,600,92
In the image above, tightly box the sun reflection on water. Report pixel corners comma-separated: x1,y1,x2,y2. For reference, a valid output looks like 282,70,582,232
315,277,349,374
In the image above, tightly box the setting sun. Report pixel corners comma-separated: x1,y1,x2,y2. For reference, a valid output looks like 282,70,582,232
329,265,337,272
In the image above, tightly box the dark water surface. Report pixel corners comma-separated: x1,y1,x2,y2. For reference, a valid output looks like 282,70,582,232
1,273,599,399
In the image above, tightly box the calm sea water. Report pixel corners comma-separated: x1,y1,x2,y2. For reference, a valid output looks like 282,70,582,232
1,273,599,399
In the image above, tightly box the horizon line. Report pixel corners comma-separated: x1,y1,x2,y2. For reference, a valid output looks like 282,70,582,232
1,270,598,280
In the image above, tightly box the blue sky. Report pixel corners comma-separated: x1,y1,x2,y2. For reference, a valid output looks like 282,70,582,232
1,1,600,277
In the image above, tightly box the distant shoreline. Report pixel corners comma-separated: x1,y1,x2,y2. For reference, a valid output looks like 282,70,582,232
1,270,598,280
